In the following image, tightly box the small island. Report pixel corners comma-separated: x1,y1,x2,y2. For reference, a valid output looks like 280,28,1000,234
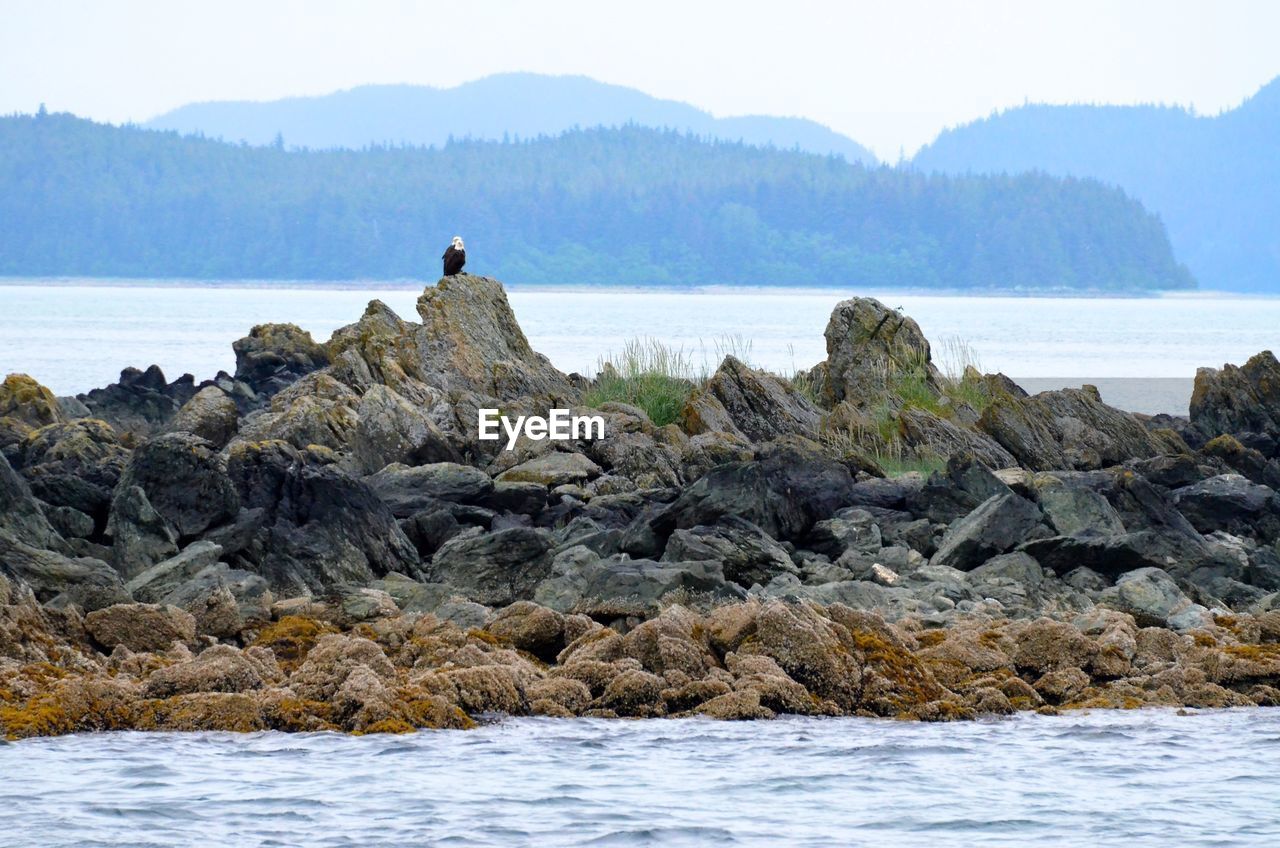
3,274,1280,736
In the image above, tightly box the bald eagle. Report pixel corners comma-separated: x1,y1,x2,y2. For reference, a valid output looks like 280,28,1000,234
442,236,466,276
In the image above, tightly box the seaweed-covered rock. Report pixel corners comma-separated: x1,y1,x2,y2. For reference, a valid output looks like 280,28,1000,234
84,602,196,652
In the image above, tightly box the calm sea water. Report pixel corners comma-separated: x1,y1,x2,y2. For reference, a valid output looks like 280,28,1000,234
3,281,1280,413
2,711,1278,847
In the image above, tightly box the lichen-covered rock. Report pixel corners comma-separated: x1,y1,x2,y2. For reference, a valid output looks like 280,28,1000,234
683,356,821,443
1190,351,1280,443
111,432,240,538
16,418,128,522
232,323,330,399
486,601,565,660
808,297,942,408
350,384,461,474
496,452,602,487
430,527,554,606
166,386,239,448
84,603,196,652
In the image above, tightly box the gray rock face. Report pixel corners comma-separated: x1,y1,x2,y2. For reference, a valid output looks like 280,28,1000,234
0,452,65,552
1190,351,1280,443
0,534,129,611
931,493,1043,571
808,297,942,408
15,418,128,523
897,408,1017,469
167,386,239,448
428,526,554,606
1039,485,1127,537
366,462,494,517
413,275,575,400
804,509,882,559
979,386,1174,471
77,365,194,440
161,563,273,638
226,440,422,594
1173,474,1280,541
682,356,821,443
351,384,460,474
662,521,797,588
232,323,330,399
534,548,744,615
105,485,179,578
112,432,240,539
1110,567,1209,630
125,540,225,603
649,442,855,544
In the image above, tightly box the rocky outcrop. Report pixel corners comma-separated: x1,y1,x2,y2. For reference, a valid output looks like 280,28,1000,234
681,356,821,442
232,323,330,400
77,365,197,439
807,297,942,408
1190,351,1280,445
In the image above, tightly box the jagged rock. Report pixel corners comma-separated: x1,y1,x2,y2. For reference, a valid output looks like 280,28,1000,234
429,526,554,606
586,428,683,489
84,602,196,652
0,534,129,611
366,462,494,517
15,418,128,522
496,452,602,487
350,384,461,474
226,440,422,594
662,520,798,588
931,493,1043,570
0,452,65,551
483,480,548,515
682,356,821,442
979,386,1175,471
679,431,755,481
804,509,882,558
1173,474,1280,542
1190,351,1280,445
125,540,225,602
234,372,361,453
105,485,179,578
1038,483,1127,537
77,365,194,439
232,323,329,399
647,441,855,544
897,407,1017,468
414,275,576,400
46,506,94,540
112,432,239,538
808,297,941,408
166,386,239,447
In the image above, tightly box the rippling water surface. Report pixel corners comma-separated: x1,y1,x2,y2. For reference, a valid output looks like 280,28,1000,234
3,710,1279,847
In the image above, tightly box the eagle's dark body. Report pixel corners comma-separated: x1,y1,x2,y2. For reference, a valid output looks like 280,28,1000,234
443,244,466,276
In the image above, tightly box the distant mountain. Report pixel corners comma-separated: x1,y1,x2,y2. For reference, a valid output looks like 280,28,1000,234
912,77,1280,292
0,112,1191,290
144,73,879,165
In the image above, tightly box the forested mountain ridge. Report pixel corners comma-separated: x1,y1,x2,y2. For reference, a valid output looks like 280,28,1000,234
912,76,1280,292
0,111,1194,290
144,74,879,165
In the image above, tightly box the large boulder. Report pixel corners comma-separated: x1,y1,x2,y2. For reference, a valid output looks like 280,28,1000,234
0,452,65,551
1109,567,1211,630
496,451,602,487
1190,351,1280,445
350,384,460,474
807,297,942,408
413,275,576,400
979,386,1178,471
110,432,239,539
662,520,798,588
931,493,1044,570
681,356,821,442
15,419,128,524
166,386,239,448
428,527,554,606
1172,474,1280,542
84,602,196,652
226,440,422,594
105,485,179,578
0,373,63,447
232,323,330,399
897,408,1016,468
0,534,129,611
647,441,855,545
365,462,494,517
534,549,743,615
233,373,361,454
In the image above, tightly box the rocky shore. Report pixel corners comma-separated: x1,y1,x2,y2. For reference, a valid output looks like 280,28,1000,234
4,274,1280,736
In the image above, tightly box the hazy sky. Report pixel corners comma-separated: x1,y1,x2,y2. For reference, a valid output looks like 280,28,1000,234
3,0,1278,159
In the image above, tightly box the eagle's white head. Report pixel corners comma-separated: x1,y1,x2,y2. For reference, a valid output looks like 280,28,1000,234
452,236,464,250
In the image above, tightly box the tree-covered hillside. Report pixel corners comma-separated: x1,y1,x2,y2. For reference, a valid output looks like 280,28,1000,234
0,112,1194,290
912,77,1280,292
